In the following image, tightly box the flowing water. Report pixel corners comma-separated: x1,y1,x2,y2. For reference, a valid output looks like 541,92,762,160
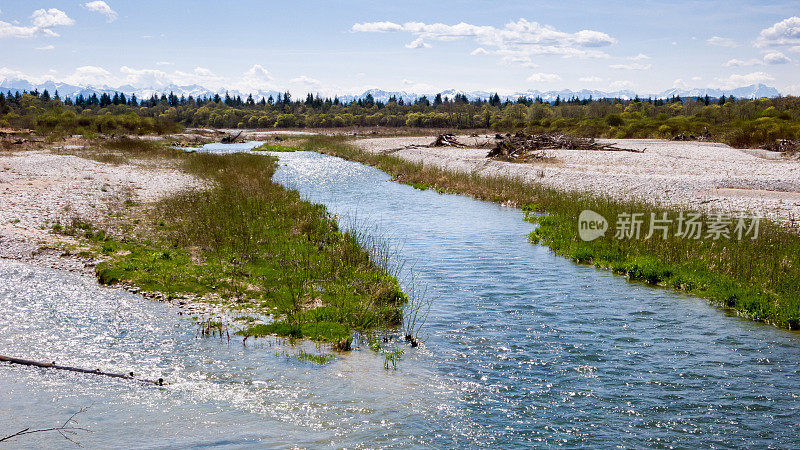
1,144,799,448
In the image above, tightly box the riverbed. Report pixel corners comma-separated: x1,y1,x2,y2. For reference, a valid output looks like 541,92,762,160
2,145,799,447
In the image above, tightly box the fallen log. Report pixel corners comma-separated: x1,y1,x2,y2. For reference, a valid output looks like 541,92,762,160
0,354,165,385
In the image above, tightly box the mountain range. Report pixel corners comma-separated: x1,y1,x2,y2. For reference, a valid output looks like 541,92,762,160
0,78,782,104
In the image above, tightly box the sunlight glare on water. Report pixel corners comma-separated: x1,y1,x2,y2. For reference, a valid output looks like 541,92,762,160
1,145,799,447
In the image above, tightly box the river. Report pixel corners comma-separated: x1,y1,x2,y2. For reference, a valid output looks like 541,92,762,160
1,143,798,447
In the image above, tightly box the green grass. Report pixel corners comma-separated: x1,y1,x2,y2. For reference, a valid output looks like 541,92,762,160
304,135,800,330
296,350,334,365
58,143,406,345
251,143,302,152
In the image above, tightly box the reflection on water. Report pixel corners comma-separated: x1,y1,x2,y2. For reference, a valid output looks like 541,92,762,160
1,146,799,447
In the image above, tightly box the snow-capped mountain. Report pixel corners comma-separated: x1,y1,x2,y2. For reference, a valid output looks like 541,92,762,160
0,77,783,103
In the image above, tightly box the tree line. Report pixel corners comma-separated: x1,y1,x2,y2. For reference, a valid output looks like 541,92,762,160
1,88,798,148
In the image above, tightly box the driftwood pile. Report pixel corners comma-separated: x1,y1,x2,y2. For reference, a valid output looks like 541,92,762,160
487,132,642,162
430,134,464,147
221,131,244,144
765,139,799,153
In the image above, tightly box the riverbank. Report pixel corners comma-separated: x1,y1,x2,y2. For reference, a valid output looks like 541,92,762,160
0,139,406,346
305,135,800,329
353,135,800,224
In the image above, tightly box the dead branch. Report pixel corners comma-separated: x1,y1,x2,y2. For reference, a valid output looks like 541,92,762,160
0,406,91,446
0,354,164,385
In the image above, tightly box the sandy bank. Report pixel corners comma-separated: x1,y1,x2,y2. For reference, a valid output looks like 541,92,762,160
353,136,800,223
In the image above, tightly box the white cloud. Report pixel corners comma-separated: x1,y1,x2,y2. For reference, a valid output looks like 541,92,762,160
785,84,800,95
790,46,800,53
240,64,275,90
0,67,30,83
526,72,562,83
628,53,650,60
0,8,74,39
764,51,791,64
63,65,114,86
351,21,404,33
500,53,538,68
470,47,489,55
609,80,634,90
724,51,791,67
155,61,173,66
724,58,761,67
579,76,603,82
351,18,616,61
290,75,321,87
120,66,170,87
405,37,431,49
609,62,652,70
707,36,738,48
713,71,775,89
756,16,800,47
692,76,702,81
673,78,689,89
84,1,118,22
31,8,74,28
35,44,54,51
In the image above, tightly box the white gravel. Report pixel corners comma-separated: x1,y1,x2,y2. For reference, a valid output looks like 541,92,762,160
0,150,201,268
354,136,800,223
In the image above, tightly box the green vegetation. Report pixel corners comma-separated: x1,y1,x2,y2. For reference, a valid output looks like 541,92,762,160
2,89,799,148
251,143,301,152
296,350,334,365
383,347,404,370
305,136,800,330
56,139,405,344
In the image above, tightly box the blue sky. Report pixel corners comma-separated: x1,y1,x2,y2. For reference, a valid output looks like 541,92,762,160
1,0,799,95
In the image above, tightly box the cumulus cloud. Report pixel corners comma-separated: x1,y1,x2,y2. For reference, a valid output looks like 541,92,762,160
707,36,738,48
351,18,616,62
0,8,74,38
763,51,791,64
84,1,118,22
35,44,55,51
470,47,489,55
756,16,800,47
155,61,173,66
579,76,603,82
240,64,275,90
526,72,562,83
724,51,791,67
785,84,800,95
713,71,775,89
62,66,115,86
628,53,650,60
290,75,321,87
609,62,652,70
405,37,431,49
31,8,74,28
724,58,761,67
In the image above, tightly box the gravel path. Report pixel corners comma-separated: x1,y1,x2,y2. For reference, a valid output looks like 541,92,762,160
0,150,200,272
354,136,800,224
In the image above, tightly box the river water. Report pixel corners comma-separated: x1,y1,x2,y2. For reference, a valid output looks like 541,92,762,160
1,144,799,447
